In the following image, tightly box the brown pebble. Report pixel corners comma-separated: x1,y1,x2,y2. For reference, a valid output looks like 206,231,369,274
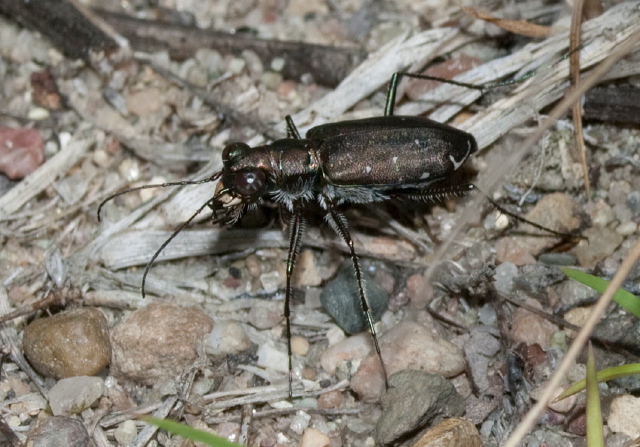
126,88,163,116
495,237,536,266
574,227,624,267
30,68,63,110
301,368,317,380
406,273,434,309
291,336,309,356
515,193,581,255
110,302,213,385
509,299,559,349
245,254,262,278
292,249,322,287
27,416,92,447
0,127,45,179
317,390,343,409
410,417,482,447
23,307,111,379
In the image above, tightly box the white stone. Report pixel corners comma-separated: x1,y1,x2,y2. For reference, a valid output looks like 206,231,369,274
48,376,105,416
114,420,137,445
290,410,311,435
609,394,640,438
300,427,330,447
257,340,289,374
205,320,251,357
320,333,373,375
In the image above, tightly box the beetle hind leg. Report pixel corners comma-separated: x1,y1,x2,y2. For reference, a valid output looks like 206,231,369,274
284,206,306,397
324,199,390,391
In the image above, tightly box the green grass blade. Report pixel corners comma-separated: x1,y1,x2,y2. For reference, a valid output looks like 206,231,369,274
585,343,604,447
144,417,243,447
554,363,640,401
560,267,640,319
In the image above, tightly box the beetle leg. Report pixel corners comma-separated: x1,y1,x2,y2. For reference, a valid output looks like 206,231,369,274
285,115,302,139
285,204,306,397
324,199,390,390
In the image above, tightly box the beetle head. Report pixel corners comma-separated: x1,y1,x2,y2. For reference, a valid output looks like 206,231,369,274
209,142,272,224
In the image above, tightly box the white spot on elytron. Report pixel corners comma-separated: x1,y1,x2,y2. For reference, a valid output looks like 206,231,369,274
392,156,398,163
365,165,372,174
420,172,430,179
414,139,420,146
449,139,473,171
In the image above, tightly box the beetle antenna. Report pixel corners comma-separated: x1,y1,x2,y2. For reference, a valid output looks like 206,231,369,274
97,172,222,222
141,199,213,297
474,185,585,241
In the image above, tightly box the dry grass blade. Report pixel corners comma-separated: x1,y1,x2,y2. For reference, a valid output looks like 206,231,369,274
569,0,591,199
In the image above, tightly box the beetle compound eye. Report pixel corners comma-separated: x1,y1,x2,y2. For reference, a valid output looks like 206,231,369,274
235,169,266,196
222,142,251,162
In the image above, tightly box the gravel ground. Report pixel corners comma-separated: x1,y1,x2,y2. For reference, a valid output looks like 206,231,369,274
1,1,640,446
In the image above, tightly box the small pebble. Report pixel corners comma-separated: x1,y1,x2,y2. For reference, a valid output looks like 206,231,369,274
292,249,323,287
248,300,283,329
256,340,289,374
28,107,50,120
205,320,252,357
261,71,284,90
300,427,330,447
515,193,581,255
126,87,163,116
245,254,262,277
589,200,616,227
301,368,317,380
320,333,373,376
92,148,110,167
493,262,518,294
30,68,63,110
463,327,501,393
290,410,311,435
495,237,536,266
113,420,138,445
23,307,111,379
0,126,45,179
270,57,285,72
260,270,282,291
351,321,465,402
608,395,640,438
321,262,388,334
228,58,246,74
574,227,623,267
118,158,140,182
26,416,91,447
48,376,105,416
291,336,310,356
110,303,213,385
509,299,559,349
405,273,434,310
410,417,482,447
563,306,592,338
627,191,640,217
376,370,465,445
317,390,343,409
616,221,637,236
325,326,346,346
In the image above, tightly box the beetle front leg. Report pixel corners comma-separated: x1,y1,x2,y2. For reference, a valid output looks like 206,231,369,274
284,205,306,398
324,200,390,390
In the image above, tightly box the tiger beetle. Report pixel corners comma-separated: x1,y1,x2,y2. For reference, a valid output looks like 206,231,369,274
98,70,564,397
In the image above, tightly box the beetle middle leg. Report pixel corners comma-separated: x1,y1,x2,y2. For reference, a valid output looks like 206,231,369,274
384,71,486,117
